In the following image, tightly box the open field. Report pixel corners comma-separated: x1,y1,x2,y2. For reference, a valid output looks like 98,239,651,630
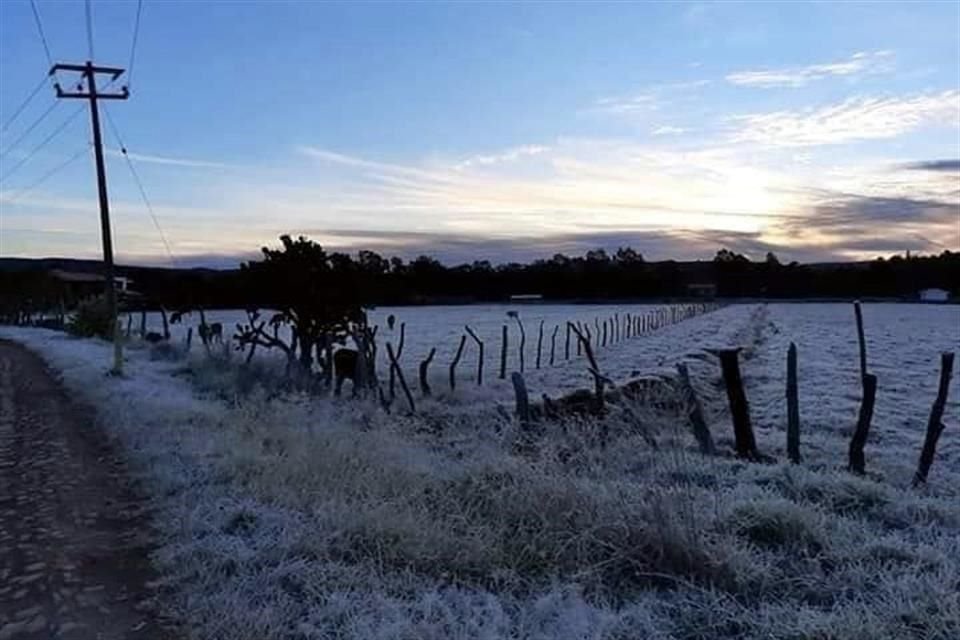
2,302,958,639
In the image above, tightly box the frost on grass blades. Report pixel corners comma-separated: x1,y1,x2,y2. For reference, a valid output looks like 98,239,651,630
2,301,958,639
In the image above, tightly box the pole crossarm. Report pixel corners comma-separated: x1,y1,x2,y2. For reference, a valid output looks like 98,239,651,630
50,62,125,79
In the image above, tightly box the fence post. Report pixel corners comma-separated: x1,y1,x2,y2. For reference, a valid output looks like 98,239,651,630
848,373,877,475
449,335,467,391
913,352,955,486
511,371,531,428
386,342,415,414
786,342,801,464
712,348,762,460
853,301,868,383
549,325,559,366
564,322,571,360
419,347,436,396
499,325,508,379
676,363,715,455
389,322,405,400
535,320,544,369
465,325,484,385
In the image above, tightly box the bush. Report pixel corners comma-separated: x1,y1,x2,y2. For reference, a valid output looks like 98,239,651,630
66,295,115,340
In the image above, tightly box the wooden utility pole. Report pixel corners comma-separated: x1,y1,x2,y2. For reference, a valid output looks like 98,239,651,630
51,61,129,373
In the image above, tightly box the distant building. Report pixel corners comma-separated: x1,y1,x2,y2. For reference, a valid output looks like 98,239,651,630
919,288,949,303
509,294,543,302
686,283,717,298
48,270,138,301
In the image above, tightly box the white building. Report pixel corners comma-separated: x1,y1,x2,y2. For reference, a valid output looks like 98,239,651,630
919,288,949,303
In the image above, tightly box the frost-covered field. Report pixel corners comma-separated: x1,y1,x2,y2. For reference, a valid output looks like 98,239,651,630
2,302,959,639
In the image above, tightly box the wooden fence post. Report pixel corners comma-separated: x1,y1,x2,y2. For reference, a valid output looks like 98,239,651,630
676,363,715,455
786,342,801,464
854,301,867,382
186,327,193,351
549,325,559,366
602,319,608,347
569,322,605,414
564,322,571,360
139,310,147,337
848,373,877,475
419,347,436,396
511,372,531,427
712,348,762,460
514,315,526,373
499,325,508,379
387,342,415,414
389,322,405,400
914,352,955,486
449,335,467,391
535,320,544,369
465,325,484,385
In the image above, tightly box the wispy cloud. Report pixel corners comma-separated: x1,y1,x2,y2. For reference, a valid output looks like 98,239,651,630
651,125,688,136
901,159,960,172
104,148,242,170
453,145,550,170
726,51,894,88
731,90,960,146
589,80,709,117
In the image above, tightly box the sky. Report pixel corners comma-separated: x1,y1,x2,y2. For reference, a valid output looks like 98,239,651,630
0,0,958,267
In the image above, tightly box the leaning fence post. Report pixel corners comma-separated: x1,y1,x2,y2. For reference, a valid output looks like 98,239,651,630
389,322,405,400
535,319,544,369
419,347,436,396
511,372,531,427
186,327,193,351
711,348,762,460
387,342,415,414
465,325,484,385
564,322,571,360
676,363,715,455
853,300,868,383
913,352,955,486
602,319,608,347
786,342,801,464
499,325,508,379
449,334,467,391
848,373,877,475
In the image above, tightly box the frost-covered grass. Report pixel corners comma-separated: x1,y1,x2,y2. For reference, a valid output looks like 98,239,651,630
2,302,959,639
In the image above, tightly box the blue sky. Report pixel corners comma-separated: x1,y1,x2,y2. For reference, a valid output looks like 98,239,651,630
1,0,958,266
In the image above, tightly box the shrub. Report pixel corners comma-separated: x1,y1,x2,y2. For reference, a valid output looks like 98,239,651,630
66,294,115,340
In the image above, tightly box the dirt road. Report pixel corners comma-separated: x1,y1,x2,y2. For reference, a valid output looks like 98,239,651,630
0,340,174,639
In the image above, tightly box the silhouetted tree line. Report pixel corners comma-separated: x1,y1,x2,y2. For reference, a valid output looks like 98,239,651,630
2,243,958,319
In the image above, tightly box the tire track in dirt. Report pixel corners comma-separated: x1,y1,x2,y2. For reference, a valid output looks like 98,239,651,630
0,340,176,639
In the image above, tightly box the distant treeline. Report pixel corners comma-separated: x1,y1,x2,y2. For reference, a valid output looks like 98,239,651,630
2,244,958,315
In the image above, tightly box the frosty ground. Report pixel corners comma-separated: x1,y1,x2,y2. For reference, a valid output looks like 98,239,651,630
2,302,958,639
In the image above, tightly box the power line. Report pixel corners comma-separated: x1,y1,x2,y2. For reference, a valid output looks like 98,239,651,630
0,74,50,134
103,106,176,266
84,0,95,61
29,0,55,69
126,0,144,91
0,100,59,164
0,143,90,205
0,104,85,185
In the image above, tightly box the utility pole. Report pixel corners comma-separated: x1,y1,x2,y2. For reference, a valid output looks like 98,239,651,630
51,62,129,374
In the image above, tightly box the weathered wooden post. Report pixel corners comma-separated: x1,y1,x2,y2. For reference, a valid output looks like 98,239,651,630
676,362,715,455
594,317,601,343
499,324,508,379
914,352,955,486
509,312,526,373
576,323,583,356
615,313,620,342
848,373,877,475
419,347,436,396
139,309,147,337
564,322,571,360
389,322,406,400
511,372,531,427
535,319,544,369
386,342,415,414
449,334,467,391
569,322,605,414
711,348,762,460
464,325,484,386
786,342,801,464
549,325,559,366
853,300,868,382
159,308,170,340
125,313,133,338
185,327,193,351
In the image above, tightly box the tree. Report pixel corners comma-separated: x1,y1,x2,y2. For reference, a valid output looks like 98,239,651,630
240,235,368,372
615,246,643,264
